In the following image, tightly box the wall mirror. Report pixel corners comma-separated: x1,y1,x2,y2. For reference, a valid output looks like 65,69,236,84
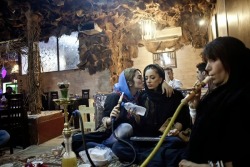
153,50,177,69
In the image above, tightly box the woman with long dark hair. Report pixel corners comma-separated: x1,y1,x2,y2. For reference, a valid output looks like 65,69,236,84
179,37,250,167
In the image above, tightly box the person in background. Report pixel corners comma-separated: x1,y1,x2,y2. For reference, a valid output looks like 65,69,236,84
71,68,173,155
3,86,13,96
178,36,249,167
165,67,183,90
112,64,190,166
1,87,13,106
195,62,214,98
0,130,10,156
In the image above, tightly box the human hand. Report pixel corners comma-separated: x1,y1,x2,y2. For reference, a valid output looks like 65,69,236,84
167,128,180,136
162,81,174,97
127,107,136,115
179,159,210,167
110,105,120,120
188,89,201,109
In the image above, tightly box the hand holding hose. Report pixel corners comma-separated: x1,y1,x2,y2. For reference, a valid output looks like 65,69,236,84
111,92,124,122
110,105,121,121
188,88,201,109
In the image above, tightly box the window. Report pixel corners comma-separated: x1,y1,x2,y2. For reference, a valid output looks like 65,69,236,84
21,31,79,75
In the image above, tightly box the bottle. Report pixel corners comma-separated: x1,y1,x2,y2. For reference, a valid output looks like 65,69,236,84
123,102,146,116
62,132,77,167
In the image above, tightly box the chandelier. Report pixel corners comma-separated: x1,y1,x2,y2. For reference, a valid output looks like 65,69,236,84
140,19,156,40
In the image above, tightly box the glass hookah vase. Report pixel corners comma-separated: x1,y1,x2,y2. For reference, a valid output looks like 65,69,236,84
62,126,77,167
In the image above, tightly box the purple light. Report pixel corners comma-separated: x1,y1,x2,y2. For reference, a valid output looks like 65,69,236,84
1,67,7,78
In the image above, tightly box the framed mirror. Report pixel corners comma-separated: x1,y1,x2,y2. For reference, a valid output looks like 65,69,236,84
153,50,177,69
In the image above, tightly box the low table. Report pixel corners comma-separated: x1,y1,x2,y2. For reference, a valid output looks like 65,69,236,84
28,110,64,145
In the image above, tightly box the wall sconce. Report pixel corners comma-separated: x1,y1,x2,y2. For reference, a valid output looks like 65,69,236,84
153,51,177,68
11,64,19,74
140,19,156,40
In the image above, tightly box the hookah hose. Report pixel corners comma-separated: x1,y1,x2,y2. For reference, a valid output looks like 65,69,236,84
112,120,136,167
140,76,212,167
111,92,137,166
72,110,96,167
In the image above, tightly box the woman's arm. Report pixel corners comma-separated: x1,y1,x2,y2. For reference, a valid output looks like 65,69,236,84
162,81,173,97
102,104,120,128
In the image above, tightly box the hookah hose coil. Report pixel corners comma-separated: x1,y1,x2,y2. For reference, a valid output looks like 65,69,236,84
140,76,212,167
72,111,96,167
111,92,137,166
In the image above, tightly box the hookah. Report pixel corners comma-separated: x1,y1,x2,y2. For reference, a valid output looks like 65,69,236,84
140,76,212,167
53,81,77,167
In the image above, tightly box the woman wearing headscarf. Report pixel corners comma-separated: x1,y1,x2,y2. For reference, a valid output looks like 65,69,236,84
72,68,173,155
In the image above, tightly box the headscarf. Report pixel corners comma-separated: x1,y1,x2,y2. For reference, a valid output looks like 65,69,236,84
113,71,132,100
113,68,141,103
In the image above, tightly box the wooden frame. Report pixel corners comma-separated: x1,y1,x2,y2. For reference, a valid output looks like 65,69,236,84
153,51,177,68
211,14,218,39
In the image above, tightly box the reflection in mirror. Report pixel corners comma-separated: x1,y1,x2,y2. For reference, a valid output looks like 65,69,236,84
153,51,177,69
59,32,79,71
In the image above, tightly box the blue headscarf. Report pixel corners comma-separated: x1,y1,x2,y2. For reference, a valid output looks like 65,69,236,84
113,71,133,101
113,71,139,103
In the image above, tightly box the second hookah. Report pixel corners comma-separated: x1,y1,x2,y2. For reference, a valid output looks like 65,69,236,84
54,81,77,167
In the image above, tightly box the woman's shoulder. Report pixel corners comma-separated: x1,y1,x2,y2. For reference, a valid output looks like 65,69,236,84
106,92,121,101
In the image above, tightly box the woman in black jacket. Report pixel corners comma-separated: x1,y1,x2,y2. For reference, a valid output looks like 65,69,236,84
179,37,250,167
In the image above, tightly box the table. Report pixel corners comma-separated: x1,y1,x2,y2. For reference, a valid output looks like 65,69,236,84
28,110,64,145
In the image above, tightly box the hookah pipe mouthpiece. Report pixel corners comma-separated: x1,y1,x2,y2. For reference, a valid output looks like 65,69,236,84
182,76,212,104
111,92,124,122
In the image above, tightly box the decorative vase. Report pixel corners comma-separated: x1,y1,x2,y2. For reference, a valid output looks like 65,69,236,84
57,81,70,99
60,88,68,99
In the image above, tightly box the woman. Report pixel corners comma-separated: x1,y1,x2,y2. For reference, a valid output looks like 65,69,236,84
112,64,190,166
179,37,249,167
72,68,173,154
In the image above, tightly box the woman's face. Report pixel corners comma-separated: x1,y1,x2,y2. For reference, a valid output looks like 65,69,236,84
206,59,229,86
132,70,144,90
144,68,163,91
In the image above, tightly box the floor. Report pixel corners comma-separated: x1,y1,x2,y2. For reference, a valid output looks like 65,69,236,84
0,135,65,166
0,135,133,167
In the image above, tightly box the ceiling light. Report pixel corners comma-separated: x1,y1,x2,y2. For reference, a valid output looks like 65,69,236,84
140,19,156,40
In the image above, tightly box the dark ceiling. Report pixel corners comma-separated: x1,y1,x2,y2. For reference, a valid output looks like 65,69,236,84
0,0,216,83
0,0,216,43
